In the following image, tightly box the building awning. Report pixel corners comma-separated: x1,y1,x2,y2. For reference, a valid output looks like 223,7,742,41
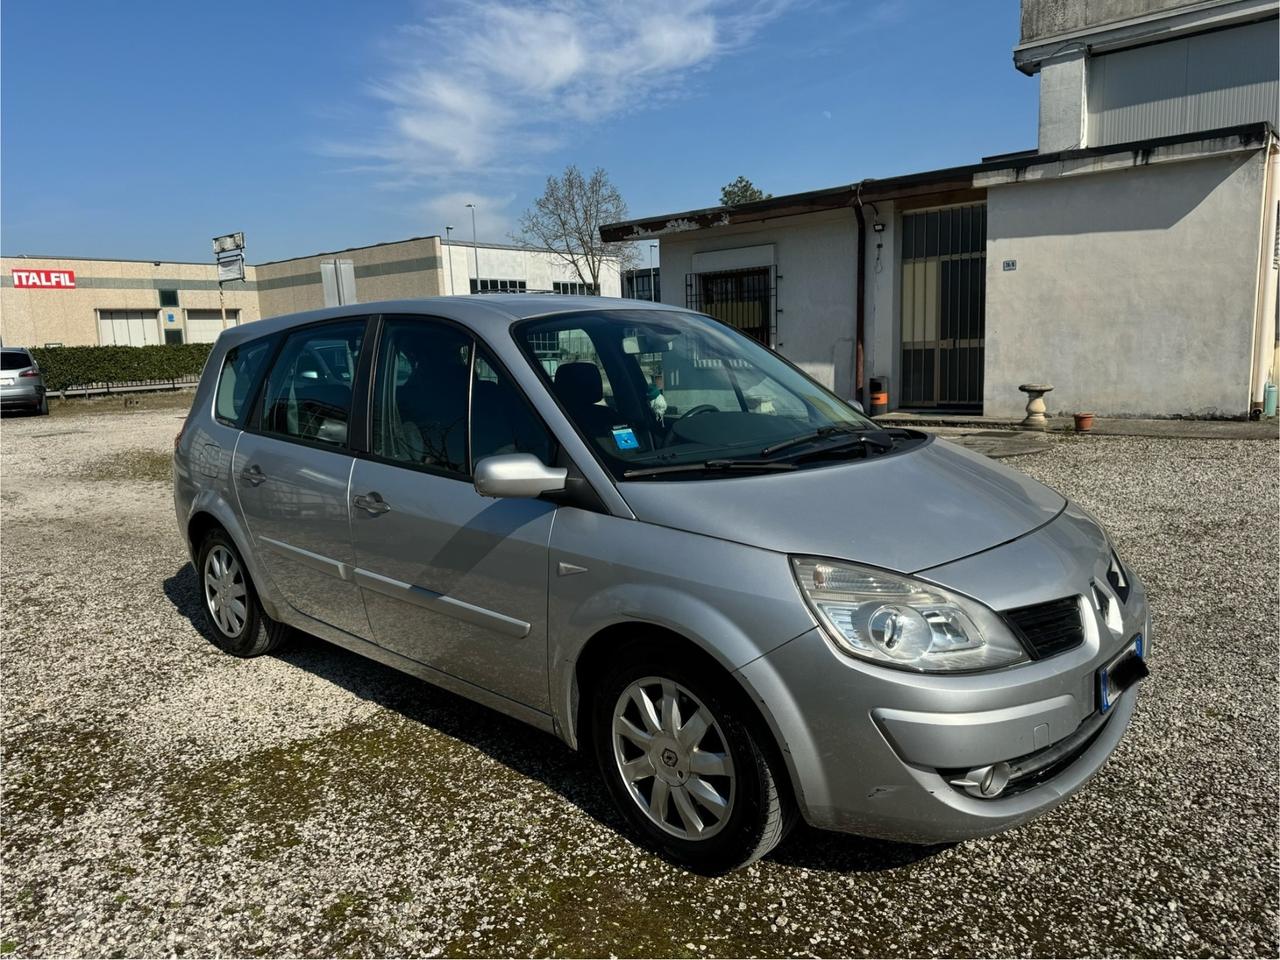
599,122,1274,243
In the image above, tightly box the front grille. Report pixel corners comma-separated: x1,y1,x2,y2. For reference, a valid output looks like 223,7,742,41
1003,595,1084,659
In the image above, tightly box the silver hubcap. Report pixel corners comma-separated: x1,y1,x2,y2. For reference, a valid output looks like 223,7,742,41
204,545,248,638
612,677,735,841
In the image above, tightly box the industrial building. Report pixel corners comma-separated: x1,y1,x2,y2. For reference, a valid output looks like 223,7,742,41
603,0,1280,419
0,236,621,349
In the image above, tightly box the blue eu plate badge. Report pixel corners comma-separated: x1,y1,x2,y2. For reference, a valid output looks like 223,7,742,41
611,426,639,451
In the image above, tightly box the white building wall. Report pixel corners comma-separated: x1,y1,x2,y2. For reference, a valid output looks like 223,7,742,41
441,242,621,297
658,209,860,396
983,149,1268,418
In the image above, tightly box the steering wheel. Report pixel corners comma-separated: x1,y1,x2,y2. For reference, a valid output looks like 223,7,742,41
681,404,720,418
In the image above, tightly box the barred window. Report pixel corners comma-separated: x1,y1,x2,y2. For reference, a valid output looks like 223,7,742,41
471,278,527,293
553,281,598,295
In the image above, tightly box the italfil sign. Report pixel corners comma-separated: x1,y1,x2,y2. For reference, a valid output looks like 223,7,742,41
12,269,76,289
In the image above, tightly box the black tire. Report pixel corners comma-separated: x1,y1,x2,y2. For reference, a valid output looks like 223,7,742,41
195,528,289,658
37,395,49,416
591,650,795,873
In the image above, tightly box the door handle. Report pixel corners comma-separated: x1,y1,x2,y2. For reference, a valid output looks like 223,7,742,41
241,464,267,486
353,492,391,515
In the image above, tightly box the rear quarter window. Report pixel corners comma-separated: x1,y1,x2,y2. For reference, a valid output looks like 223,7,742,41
215,338,274,426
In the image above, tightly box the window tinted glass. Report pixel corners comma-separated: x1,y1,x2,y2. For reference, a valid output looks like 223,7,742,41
258,321,364,447
215,338,274,425
471,348,555,468
0,350,32,371
372,318,471,473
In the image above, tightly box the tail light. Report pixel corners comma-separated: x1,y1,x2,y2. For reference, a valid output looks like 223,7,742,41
19,369,39,378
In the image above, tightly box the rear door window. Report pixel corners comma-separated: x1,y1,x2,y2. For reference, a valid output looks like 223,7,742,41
257,320,366,448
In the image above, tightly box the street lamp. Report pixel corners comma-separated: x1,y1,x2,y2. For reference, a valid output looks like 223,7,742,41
649,243,658,301
445,225,455,295
466,203,479,293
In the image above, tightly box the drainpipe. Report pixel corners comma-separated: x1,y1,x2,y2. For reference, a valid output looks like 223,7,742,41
1248,133,1279,417
853,183,867,404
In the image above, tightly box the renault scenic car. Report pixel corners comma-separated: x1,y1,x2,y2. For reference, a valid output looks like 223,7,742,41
174,297,1149,872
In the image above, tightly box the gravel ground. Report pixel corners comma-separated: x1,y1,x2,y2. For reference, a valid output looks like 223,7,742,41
1,399,1276,958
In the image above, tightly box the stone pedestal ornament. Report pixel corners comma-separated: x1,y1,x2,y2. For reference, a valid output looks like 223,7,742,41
1018,383,1053,431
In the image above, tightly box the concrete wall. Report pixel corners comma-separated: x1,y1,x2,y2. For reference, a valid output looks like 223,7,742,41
1021,0,1216,43
983,149,1268,418
255,237,446,318
657,209,860,396
1039,53,1089,152
0,257,260,347
441,241,622,297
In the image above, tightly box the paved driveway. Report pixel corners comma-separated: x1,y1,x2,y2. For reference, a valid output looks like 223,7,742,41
1,398,1276,957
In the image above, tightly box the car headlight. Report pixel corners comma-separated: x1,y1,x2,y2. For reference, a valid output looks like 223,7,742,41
791,557,1028,673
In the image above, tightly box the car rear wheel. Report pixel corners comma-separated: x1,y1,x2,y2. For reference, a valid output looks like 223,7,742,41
196,528,288,658
592,652,794,873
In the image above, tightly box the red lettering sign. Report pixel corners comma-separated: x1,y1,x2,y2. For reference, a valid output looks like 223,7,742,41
12,269,76,289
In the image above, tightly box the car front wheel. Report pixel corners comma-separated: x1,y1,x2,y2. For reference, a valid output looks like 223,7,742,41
592,653,794,873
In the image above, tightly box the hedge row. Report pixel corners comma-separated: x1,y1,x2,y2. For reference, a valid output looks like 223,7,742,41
30,343,215,392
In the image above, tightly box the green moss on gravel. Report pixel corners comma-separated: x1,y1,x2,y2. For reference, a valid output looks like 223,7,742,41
77,449,173,483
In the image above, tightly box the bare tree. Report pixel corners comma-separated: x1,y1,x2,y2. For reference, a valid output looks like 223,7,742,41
517,165,636,291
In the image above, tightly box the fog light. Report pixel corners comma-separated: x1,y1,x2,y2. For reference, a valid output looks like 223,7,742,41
951,761,1011,798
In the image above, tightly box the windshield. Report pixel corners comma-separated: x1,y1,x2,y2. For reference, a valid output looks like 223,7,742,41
514,309,879,480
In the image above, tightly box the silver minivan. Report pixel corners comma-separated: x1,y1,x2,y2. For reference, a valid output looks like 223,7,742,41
174,297,1149,872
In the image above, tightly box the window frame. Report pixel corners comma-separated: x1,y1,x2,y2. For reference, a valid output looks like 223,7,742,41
241,316,373,455
159,288,179,308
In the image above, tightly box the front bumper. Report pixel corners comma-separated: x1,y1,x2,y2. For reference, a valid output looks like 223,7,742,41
737,507,1149,844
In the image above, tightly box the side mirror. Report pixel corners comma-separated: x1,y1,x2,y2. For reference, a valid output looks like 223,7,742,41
849,399,866,414
473,453,568,499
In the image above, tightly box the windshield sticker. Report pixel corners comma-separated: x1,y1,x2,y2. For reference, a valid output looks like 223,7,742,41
611,426,640,451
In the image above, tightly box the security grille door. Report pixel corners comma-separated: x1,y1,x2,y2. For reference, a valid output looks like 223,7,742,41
686,267,775,346
900,204,986,409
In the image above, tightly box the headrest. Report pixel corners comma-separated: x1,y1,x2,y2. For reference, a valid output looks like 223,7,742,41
554,361,603,406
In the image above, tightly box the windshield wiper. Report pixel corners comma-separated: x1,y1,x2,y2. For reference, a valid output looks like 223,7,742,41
758,425,861,457
622,459,798,479
760,426,894,458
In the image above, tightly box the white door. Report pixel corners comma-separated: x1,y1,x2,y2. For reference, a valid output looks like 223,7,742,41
186,309,237,343
97,310,160,346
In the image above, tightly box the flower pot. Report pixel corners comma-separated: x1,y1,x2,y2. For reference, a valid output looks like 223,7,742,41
1074,412,1095,432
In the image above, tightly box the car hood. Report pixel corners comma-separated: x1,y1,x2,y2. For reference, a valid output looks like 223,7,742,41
617,436,1066,573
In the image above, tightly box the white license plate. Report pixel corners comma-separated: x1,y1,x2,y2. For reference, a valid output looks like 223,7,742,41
0,377,14,386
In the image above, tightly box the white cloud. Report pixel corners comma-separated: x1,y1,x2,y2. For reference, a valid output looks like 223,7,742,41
331,0,793,186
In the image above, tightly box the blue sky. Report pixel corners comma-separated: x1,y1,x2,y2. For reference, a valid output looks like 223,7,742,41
1,0,1034,263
